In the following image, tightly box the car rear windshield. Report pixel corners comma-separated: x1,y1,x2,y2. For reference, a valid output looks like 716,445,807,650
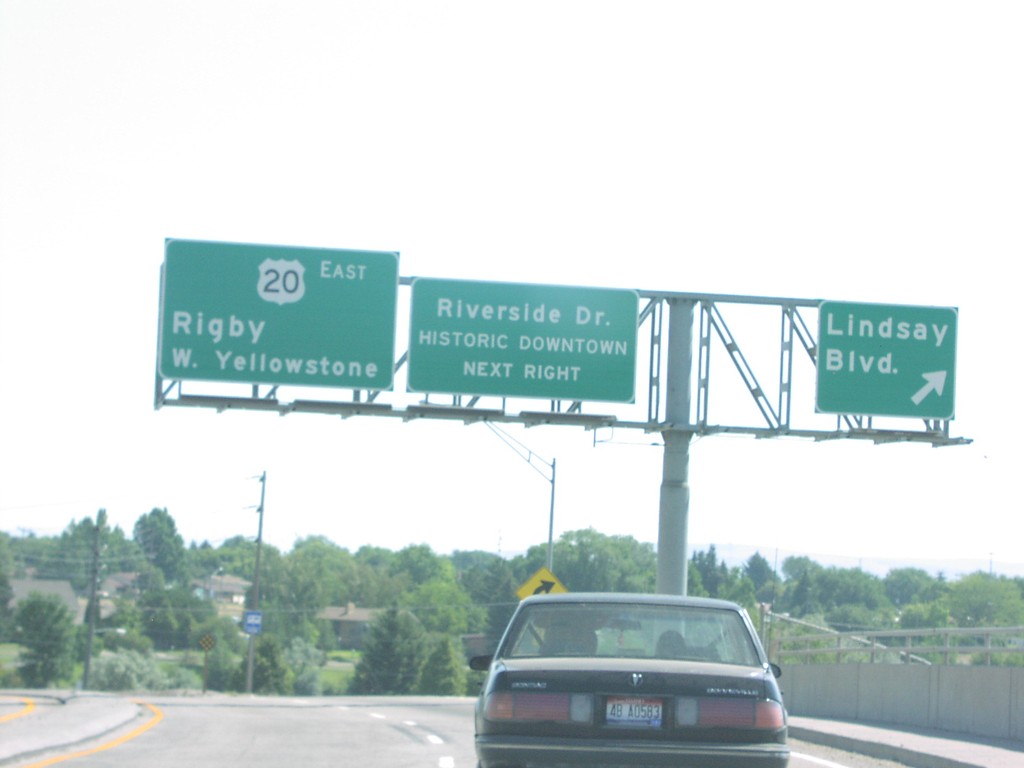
503,602,762,666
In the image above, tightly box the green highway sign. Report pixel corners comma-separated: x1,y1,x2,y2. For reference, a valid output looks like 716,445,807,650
158,239,399,389
816,301,957,419
408,278,639,402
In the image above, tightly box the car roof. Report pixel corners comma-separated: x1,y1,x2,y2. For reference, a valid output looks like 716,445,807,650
518,592,745,612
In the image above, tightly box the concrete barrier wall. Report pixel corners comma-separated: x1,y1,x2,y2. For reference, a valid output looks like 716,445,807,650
782,664,1024,744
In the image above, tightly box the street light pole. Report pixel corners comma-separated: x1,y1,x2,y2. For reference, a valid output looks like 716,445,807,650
485,423,557,570
245,471,266,694
546,458,556,571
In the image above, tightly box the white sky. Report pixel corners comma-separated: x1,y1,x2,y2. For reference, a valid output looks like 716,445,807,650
1,1,1022,578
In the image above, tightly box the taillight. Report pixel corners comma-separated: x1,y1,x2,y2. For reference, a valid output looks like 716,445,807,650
484,692,593,723
754,700,786,729
675,697,784,729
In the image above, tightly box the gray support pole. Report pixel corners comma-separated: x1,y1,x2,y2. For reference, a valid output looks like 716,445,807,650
657,299,695,595
245,471,266,694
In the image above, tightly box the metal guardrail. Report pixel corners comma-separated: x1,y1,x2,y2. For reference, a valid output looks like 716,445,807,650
771,618,1024,666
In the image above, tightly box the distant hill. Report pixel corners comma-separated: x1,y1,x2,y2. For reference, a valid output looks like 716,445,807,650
699,542,1024,580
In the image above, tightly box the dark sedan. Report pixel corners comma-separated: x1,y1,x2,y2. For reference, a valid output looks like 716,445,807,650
470,592,789,768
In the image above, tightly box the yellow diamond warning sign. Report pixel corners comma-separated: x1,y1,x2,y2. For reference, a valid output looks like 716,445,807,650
516,566,568,600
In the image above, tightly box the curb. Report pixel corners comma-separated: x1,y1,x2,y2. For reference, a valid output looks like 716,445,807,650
0,693,142,766
788,724,982,768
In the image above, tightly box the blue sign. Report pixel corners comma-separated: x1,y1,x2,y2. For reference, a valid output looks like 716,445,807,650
243,610,263,635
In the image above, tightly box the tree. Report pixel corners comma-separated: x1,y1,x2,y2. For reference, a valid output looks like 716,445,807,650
744,552,778,602
688,547,757,614
781,556,822,583
948,573,1024,627
720,573,758,616
418,635,468,695
404,577,484,635
692,546,729,598
137,585,215,650
0,532,12,575
349,607,426,694
350,546,406,606
898,601,950,629
232,636,293,694
245,547,287,636
815,568,894,628
38,516,99,593
391,544,451,587
7,533,65,584
461,555,518,650
783,571,820,617
885,568,943,608
533,529,656,593
15,592,76,687
274,537,358,645
0,570,13,642
134,508,187,585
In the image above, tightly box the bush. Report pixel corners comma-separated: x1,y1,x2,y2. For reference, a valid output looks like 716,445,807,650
101,629,154,654
287,638,326,696
162,663,201,690
230,636,293,694
89,650,168,691
0,666,23,687
320,665,352,695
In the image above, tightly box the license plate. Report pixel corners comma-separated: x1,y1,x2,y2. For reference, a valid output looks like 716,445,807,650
605,696,663,727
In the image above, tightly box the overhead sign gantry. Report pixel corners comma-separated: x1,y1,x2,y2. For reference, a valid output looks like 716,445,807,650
155,239,970,597
156,239,963,444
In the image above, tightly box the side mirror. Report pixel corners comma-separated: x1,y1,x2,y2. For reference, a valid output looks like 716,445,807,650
769,663,782,678
469,654,493,671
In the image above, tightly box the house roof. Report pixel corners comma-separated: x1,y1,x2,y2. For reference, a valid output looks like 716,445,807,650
9,579,84,624
318,602,379,622
191,574,251,595
100,572,139,594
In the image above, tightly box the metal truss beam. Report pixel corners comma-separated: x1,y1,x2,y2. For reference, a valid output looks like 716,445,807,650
155,285,970,448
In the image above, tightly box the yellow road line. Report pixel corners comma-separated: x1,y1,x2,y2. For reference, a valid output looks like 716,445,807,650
0,696,36,723
21,700,163,768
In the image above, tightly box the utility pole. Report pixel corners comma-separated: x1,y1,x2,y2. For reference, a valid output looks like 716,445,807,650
245,472,266,694
82,509,106,689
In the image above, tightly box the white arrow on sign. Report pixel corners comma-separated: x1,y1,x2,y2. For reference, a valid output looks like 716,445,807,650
911,371,947,405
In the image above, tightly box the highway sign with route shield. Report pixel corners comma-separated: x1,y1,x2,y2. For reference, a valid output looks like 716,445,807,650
159,239,399,390
816,301,957,419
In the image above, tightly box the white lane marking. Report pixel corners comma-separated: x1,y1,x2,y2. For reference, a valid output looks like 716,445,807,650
791,751,854,768
372,713,445,747
438,758,455,768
